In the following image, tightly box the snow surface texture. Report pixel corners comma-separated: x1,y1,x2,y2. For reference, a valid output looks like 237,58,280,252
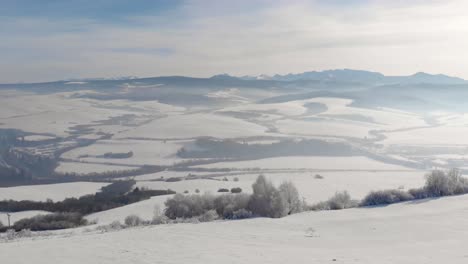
3,194,468,263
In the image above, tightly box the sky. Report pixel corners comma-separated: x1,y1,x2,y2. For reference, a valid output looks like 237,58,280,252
1,0,468,83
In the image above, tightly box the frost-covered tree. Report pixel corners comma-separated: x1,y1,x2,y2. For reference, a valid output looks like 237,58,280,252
278,181,303,214
425,169,468,196
248,175,287,218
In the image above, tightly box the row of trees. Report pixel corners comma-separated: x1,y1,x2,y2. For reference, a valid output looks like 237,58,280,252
0,180,175,216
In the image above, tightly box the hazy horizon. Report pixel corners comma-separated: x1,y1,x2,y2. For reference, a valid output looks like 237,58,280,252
1,68,466,85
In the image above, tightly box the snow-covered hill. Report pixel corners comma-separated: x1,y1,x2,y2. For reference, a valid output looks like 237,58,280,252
2,194,468,264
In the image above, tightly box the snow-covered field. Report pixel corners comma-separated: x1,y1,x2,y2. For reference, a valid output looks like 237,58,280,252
133,170,425,207
194,156,414,171
61,139,187,167
3,194,468,264
86,195,172,225
115,113,269,139
0,182,108,202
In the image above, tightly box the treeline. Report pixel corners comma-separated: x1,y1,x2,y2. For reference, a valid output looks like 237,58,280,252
0,180,175,215
0,213,87,232
54,165,163,181
177,138,358,159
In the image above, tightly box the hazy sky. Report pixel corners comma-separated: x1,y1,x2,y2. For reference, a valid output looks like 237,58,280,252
1,0,468,83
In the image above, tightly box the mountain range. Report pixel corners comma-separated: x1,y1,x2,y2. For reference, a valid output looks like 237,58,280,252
237,69,467,85
2,69,466,87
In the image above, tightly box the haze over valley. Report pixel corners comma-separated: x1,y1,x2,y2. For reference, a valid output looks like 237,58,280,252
3,1,468,263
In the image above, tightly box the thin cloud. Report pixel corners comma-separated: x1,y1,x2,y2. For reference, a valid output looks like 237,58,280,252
1,0,468,82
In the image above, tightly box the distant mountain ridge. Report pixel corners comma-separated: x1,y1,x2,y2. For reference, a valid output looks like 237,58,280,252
1,69,466,87
238,69,467,85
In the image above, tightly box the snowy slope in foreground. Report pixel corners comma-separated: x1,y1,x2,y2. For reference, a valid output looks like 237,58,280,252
3,194,468,263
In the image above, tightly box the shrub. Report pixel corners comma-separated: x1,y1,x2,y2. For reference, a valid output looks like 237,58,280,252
310,191,357,210
184,190,189,194
218,188,229,193
197,210,219,222
314,174,324,179
231,209,253,220
164,193,215,219
233,177,239,182
5,229,16,240
360,189,414,206
124,215,145,227
278,181,303,214
214,193,251,219
13,213,87,231
151,214,170,225
173,217,200,224
16,229,33,238
195,189,200,193
408,187,430,199
327,191,357,210
230,187,242,193
97,221,124,232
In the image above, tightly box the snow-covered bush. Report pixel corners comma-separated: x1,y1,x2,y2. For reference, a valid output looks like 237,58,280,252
97,221,124,232
231,209,253,219
310,191,357,210
13,213,87,231
164,193,215,219
151,215,170,225
214,193,250,219
5,229,16,240
197,210,219,222
16,229,33,238
360,189,414,206
124,215,146,227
